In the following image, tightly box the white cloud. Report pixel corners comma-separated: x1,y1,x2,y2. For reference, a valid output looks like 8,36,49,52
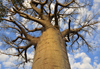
94,0,100,2
92,3,99,10
64,8,74,14
93,62,100,69
76,8,88,20
5,48,17,54
3,62,15,67
91,0,100,13
80,63,93,69
72,52,92,69
24,62,32,68
22,18,28,27
82,57,91,63
97,17,100,30
3,51,34,68
23,0,31,8
74,52,87,59
51,3,55,12
68,54,75,65
0,64,1,69
69,52,100,69
0,54,9,62
7,56,18,62
27,53,34,59
94,56,98,60
97,63,100,69
5,32,10,35
87,11,93,20
94,56,98,62
0,42,2,46
72,62,80,69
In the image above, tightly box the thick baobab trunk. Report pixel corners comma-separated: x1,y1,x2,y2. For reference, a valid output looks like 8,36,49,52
32,28,71,69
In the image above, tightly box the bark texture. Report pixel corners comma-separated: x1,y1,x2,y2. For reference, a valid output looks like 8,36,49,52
32,28,70,69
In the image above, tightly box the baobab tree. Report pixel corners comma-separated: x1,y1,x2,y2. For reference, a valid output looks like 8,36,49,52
0,0,99,69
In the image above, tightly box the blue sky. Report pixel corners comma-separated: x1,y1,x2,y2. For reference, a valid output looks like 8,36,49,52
0,0,100,69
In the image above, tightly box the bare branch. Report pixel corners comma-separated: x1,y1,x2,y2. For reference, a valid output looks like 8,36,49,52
0,23,21,33
27,27,43,32
30,0,41,14
13,7,52,28
0,2,15,13
0,18,37,41
3,38,18,49
41,0,48,5
54,3,59,29
57,0,75,7
77,33,93,50
17,43,32,56
16,59,32,68
71,21,99,33
13,8,43,23
3,18,28,37
0,50,17,56
12,36,26,42
63,38,70,42
67,19,71,41
51,7,63,19
70,34,79,48
24,49,27,62
12,17,29,31
62,20,99,38
62,29,69,37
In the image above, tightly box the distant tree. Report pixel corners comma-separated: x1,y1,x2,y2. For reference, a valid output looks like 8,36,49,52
0,0,99,69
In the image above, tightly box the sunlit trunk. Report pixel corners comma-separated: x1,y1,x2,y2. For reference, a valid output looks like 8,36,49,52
32,28,71,69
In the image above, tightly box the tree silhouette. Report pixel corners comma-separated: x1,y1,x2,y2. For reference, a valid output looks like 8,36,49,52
0,0,99,69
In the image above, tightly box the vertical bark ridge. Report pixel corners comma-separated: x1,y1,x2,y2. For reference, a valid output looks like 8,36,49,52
32,28,70,69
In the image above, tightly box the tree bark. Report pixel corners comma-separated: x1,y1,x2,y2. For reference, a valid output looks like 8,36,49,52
32,28,71,69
